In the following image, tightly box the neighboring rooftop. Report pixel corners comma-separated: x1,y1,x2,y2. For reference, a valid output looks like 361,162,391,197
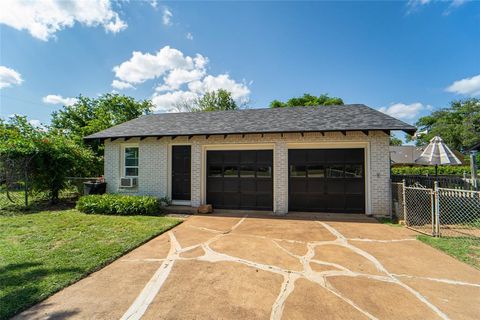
390,145,425,164
84,104,416,140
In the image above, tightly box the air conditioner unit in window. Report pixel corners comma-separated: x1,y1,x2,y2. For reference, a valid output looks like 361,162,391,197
120,177,138,188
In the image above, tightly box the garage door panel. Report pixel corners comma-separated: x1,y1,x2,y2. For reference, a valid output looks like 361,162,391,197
326,195,346,210
223,179,239,192
208,193,223,207
239,179,256,192
345,195,365,212
223,151,240,164
257,195,273,208
308,195,327,209
207,151,223,164
307,149,326,163
257,179,273,193
289,148,365,213
345,180,364,194
223,193,240,208
290,179,307,192
326,180,345,194
207,150,273,210
240,194,256,208
240,150,256,163
307,179,325,193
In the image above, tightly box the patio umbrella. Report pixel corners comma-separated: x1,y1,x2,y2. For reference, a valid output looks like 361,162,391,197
415,136,462,176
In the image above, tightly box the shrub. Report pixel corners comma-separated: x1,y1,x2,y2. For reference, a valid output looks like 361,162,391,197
76,194,162,215
391,165,473,176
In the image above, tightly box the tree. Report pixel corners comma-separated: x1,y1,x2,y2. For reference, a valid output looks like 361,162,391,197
50,93,154,150
407,98,480,152
269,93,344,108
172,89,241,112
390,135,403,146
194,89,239,112
0,115,95,203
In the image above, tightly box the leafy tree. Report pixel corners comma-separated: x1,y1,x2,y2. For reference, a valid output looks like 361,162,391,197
194,89,239,112
390,135,403,146
50,93,153,152
269,93,344,108
407,98,480,152
0,115,95,203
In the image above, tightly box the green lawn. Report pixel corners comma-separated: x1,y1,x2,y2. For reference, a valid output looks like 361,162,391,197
417,235,480,270
0,209,181,320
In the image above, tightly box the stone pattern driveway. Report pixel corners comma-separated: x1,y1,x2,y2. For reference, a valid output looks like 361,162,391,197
15,213,480,320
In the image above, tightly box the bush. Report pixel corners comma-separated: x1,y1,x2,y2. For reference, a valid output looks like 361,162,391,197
76,194,162,215
391,165,473,176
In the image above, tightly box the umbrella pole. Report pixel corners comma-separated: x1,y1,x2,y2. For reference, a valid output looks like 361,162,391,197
435,164,438,177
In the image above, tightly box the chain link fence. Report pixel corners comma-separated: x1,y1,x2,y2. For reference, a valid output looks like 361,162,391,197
404,186,435,236
392,179,480,241
437,188,480,238
0,177,97,211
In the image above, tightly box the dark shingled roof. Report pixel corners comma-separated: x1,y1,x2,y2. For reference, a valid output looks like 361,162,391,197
84,104,416,139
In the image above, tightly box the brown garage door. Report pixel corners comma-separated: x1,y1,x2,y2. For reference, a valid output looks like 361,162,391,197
206,150,273,210
288,149,365,213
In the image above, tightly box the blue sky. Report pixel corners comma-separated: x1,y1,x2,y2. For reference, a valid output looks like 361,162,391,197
0,0,479,140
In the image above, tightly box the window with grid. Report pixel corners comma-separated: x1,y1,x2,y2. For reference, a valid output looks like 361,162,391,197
124,147,139,177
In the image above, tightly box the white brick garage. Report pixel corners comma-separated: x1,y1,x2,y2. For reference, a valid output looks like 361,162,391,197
88,105,416,217
103,131,390,216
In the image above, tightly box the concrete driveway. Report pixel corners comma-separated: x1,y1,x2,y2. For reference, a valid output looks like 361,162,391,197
15,213,480,320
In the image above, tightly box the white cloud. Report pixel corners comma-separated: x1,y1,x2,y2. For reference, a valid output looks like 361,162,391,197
379,102,427,121
162,7,172,26
407,0,467,14
446,74,480,97
157,68,206,91
186,32,194,40
42,94,78,106
112,46,197,84
149,0,158,9
188,74,250,102
151,91,198,112
0,0,127,41
111,79,135,90
112,46,251,112
0,66,23,89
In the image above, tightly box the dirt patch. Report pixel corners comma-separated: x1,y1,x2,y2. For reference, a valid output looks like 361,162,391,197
314,244,385,275
328,276,443,319
282,278,368,319
141,260,283,320
210,233,304,271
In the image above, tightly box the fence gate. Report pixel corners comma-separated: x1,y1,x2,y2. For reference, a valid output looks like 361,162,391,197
403,185,435,235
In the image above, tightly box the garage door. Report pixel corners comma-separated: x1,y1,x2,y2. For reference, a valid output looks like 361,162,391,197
206,150,273,210
289,149,365,213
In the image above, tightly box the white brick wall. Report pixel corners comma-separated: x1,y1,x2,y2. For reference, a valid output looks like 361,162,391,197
103,130,391,216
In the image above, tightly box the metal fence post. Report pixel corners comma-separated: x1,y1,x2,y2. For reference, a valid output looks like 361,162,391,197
434,181,440,237
402,179,407,223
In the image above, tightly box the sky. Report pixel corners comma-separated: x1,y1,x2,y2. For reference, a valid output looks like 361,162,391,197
0,0,479,140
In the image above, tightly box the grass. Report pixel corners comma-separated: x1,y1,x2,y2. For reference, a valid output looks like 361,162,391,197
417,235,480,270
0,209,181,319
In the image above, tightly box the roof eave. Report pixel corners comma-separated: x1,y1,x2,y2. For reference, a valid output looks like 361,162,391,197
84,127,417,141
